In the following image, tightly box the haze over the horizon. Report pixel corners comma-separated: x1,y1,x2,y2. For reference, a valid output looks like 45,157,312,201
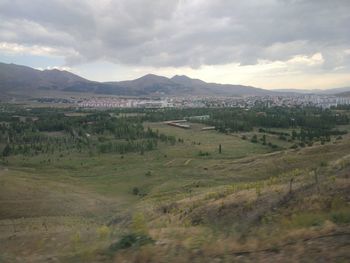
1,0,350,90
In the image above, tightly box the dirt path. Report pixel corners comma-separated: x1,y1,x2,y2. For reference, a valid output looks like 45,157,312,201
184,159,192,165
164,159,176,166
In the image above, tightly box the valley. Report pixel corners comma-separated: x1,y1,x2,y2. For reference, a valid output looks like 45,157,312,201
0,105,349,262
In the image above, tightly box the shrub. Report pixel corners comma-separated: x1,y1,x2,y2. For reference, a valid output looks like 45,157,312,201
331,196,345,209
330,210,350,224
251,134,258,143
287,213,325,228
320,161,328,167
132,187,140,195
97,225,110,239
198,151,210,156
132,212,148,235
109,234,154,251
290,144,298,149
278,135,287,141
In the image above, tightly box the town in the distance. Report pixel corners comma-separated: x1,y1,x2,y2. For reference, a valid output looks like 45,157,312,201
34,94,350,109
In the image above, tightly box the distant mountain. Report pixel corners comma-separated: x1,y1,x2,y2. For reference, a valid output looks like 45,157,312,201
170,75,278,96
1,62,281,99
274,87,350,95
2,62,350,100
0,63,88,91
273,88,320,94
106,74,271,96
0,62,92,99
105,74,192,96
320,87,350,94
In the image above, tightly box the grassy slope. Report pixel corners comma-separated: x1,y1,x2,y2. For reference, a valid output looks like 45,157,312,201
0,122,349,262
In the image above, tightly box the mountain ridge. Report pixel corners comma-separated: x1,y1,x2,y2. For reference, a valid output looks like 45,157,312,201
1,62,349,99
0,62,274,98
274,87,350,94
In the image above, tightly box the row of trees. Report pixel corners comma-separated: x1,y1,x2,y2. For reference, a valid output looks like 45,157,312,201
0,108,178,157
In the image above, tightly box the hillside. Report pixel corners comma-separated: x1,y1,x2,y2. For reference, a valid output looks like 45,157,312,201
0,63,89,95
0,106,349,262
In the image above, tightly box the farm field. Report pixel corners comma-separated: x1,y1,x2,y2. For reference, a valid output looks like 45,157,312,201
0,107,350,262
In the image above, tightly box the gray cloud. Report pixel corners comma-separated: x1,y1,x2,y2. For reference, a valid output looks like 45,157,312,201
0,0,349,70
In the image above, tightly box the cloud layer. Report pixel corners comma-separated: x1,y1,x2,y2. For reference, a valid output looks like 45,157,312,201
0,0,350,72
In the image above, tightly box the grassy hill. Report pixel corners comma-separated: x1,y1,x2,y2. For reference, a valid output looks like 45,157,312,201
0,107,349,262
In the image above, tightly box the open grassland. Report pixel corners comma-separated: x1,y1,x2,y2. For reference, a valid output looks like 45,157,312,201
1,121,350,262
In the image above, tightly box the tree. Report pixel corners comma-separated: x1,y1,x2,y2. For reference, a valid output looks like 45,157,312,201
251,134,258,143
2,144,11,157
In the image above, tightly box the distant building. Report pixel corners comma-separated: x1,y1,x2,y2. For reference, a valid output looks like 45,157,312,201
186,115,210,121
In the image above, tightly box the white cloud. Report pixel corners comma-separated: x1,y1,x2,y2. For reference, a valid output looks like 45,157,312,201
36,66,73,72
0,42,59,56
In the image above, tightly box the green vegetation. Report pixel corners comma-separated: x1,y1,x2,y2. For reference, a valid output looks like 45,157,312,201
0,104,349,262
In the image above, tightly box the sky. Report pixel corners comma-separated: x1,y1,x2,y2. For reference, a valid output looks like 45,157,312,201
0,0,350,90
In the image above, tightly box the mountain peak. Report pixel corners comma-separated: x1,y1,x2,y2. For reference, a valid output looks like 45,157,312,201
133,74,172,84
172,74,191,79
139,73,166,79
171,74,206,86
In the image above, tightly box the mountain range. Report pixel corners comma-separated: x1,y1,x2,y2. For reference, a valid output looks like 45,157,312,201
273,87,350,95
0,62,349,99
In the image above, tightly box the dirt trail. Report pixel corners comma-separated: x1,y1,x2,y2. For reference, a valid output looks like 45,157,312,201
164,159,176,166
184,159,192,165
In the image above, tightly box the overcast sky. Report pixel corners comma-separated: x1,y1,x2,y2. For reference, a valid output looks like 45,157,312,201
1,0,350,89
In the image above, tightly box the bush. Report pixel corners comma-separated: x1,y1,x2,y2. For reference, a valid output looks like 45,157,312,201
198,151,210,156
320,161,328,167
132,212,148,235
251,134,258,143
290,144,298,149
109,234,154,251
330,210,350,224
97,225,110,239
278,135,287,141
132,187,140,195
287,213,325,228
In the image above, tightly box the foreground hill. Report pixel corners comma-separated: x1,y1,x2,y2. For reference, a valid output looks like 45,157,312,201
0,62,277,98
0,106,349,262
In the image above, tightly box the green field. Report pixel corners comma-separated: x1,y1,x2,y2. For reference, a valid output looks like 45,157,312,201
1,111,350,262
